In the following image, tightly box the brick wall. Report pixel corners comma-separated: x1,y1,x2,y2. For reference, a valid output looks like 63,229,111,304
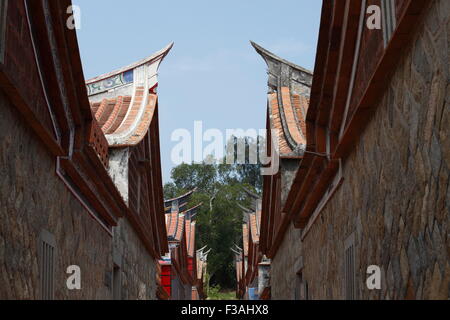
301,0,449,299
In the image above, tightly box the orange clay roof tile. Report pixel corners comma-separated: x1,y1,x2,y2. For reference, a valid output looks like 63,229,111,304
243,224,249,257
252,42,312,158
249,213,260,243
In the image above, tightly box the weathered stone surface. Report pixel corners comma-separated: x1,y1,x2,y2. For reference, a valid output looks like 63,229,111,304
270,222,302,300
0,91,112,299
113,219,157,300
0,89,158,300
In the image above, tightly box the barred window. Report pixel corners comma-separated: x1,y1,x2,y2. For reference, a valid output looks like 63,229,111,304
113,266,122,300
344,233,356,300
294,273,302,300
39,230,56,300
0,0,8,63
381,0,397,46
113,250,122,300
294,271,309,300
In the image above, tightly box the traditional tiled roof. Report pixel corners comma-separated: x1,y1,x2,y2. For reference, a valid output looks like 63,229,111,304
242,223,249,257
236,259,242,281
251,41,312,158
166,210,182,241
248,210,261,244
87,43,173,148
164,188,197,214
165,190,201,246
184,203,202,257
196,247,209,282
186,220,196,257
196,254,203,280
175,215,185,241
182,203,202,220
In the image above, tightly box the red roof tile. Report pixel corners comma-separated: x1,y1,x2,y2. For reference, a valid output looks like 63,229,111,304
186,220,196,257
249,213,260,243
252,42,312,158
243,224,249,257
87,44,173,152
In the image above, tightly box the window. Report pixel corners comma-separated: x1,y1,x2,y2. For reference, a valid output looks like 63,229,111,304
294,273,303,300
294,271,309,300
344,233,356,300
136,173,141,215
39,230,56,300
112,266,121,300
381,0,396,46
0,0,8,64
305,281,309,300
112,251,122,300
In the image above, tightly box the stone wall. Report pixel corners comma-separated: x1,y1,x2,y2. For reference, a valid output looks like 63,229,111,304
301,1,449,300
270,222,302,300
0,90,112,299
113,218,157,300
0,90,159,300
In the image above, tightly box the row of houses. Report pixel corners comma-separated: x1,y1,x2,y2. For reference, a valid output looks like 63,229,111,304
0,0,206,300
159,189,208,300
237,0,449,300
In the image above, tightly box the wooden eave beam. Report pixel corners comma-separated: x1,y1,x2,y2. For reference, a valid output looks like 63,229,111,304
294,159,340,228
24,1,72,152
329,0,363,139
0,70,64,157
334,0,430,159
59,157,118,227
74,149,125,217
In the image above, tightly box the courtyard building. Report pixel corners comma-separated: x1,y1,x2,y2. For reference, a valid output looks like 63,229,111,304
160,189,207,300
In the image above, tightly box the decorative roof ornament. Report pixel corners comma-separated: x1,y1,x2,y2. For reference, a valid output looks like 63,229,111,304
87,43,174,148
251,41,312,158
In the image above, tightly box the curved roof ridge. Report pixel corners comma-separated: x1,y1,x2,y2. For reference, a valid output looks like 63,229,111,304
253,41,312,158
86,42,174,84
181,202,203,220
164,188,198,204
250,41,313,75
107,92,158,148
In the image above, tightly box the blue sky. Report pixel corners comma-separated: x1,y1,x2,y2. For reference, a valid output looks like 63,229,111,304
74,0,322,182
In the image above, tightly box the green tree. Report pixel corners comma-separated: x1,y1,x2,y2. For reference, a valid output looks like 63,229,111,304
163,137,263,290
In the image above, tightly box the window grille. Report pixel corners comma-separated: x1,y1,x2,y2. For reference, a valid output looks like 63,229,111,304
294,273,302,300
113,266,122,300
0,0,8,63
113,251,122,300
295,271,309,300
344,233,356,300
305,281,309,300
39,230,56,300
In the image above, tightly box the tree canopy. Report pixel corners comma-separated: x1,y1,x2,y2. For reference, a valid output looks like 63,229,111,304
164,137,262,289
